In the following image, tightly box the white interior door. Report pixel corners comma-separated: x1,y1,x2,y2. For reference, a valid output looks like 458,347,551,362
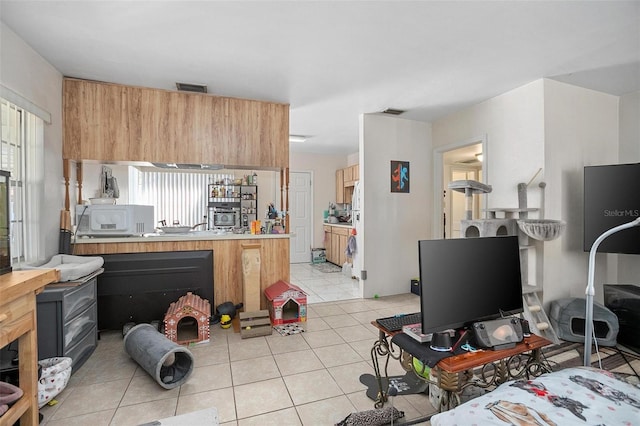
289,171,312,263
447,167,479,238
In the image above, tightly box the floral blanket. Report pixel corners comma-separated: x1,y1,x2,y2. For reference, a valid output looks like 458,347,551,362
431,367,639,425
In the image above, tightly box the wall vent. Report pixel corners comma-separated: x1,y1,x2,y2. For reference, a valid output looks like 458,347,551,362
176,83,208,93
382,108,405,115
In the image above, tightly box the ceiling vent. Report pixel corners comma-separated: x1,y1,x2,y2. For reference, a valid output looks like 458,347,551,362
176,83,208,93
382,108,405,115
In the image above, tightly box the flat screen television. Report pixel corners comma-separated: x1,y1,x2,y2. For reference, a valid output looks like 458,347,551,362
96,250,214,330
584,163,640,254
418,236,523,335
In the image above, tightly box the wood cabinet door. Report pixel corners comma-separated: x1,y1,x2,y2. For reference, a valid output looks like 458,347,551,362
331,232,340,265
63,78,289,168
63,79,132,161
342,166,352,183
324,228,333,263
338,233,348,266
336,169,345,203
352,164,359,181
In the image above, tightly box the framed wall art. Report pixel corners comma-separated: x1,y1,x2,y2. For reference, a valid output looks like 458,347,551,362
391,160,410,193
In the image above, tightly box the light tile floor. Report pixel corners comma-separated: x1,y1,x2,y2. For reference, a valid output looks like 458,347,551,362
290,262,361,303
39,287,435,425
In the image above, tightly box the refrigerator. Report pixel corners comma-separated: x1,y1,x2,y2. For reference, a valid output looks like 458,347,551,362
351,181,363,279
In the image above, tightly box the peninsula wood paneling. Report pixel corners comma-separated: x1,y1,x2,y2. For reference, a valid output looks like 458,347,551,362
72,238,290,311
63,78,289,168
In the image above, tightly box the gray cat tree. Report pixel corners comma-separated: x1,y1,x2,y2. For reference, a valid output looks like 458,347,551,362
449,173,565,344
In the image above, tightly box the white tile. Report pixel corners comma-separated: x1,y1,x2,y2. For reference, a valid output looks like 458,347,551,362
333,324,378,342
282,369,343,405
120,373,180,406
274,349,325,376
295,395,356,425
228,336,271,361
50,379,130,420
302,329,345,348
265,332,310,354
233,378,293,419
328,361,371,394
110,398,178,426
237,407,302,426
231,355,280,385
180,363,233,395
313,343,364,368
177,388,237,423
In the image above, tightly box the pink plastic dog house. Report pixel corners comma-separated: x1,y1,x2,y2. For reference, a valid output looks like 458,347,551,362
264,280,307,325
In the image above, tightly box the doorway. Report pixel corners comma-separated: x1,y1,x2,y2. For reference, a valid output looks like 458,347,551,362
289,171,313,263
434,137,486,239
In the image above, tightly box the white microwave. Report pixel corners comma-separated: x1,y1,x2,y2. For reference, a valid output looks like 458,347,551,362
75,205,154,237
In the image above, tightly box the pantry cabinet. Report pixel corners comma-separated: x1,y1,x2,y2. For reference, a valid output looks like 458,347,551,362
63,78,289,169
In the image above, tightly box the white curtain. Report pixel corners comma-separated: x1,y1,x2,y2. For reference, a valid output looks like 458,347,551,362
0,98,44,265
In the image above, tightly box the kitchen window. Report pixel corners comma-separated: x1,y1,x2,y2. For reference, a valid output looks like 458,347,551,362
130,168,210,227
0,97,44,265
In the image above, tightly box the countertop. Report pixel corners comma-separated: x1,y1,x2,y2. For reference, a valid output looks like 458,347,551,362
323,222,353,228
73,231,289,244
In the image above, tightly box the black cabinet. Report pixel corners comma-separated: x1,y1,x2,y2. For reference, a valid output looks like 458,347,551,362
36,274,98,372
604,284,640,353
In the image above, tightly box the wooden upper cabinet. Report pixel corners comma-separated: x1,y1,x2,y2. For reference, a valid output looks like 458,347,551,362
63,78,289,168
335,169,345,203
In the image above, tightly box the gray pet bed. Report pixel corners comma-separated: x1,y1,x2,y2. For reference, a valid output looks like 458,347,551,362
23,254,103,282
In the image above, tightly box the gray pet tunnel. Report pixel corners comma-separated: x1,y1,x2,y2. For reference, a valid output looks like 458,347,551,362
123,323,195,389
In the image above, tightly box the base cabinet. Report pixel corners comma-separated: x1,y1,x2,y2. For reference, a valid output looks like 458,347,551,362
323,225,349,265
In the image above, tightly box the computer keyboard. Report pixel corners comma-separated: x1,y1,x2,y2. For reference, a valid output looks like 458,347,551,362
376,312,421,332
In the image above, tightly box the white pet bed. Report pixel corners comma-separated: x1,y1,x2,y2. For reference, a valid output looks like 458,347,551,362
24,254,104,282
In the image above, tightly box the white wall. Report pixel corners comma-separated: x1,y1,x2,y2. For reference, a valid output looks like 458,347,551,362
360,114,431,297
432,78,624,307
290,152,347,247
542,79,620,304
617,90,640,284
433,80,546,212
1,22,63,260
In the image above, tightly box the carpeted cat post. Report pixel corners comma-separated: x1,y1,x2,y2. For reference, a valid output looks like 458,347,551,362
124,323,194,389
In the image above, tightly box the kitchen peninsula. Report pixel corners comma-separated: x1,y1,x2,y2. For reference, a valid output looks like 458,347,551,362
63,77,292,324
73,232,289,324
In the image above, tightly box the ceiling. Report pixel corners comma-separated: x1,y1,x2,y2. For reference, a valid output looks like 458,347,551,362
1,1,638,156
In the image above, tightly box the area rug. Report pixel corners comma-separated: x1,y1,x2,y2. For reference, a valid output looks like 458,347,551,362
360,372,429,401
310,262,342,273
274,323,305,336
542,342,640,384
